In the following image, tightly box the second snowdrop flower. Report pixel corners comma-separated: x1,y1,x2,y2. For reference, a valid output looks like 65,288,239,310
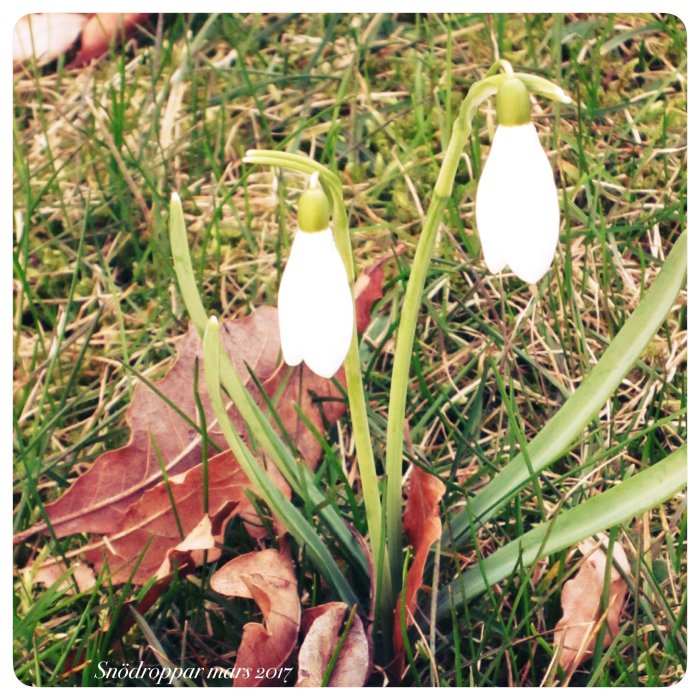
278,186,354,379
476,78,561,284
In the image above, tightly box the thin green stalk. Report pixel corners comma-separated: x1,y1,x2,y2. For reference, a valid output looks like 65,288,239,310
243,152,393,629
383,72,514,593
384,195,450,591
382,68,572,593
169,194,208,331
203,316,358,606
327,177,396,629
150,435,184,540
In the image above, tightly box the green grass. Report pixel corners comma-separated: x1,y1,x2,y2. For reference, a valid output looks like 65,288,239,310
13,12,686,687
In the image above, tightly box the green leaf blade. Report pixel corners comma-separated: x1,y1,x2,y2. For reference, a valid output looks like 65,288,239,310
438,445,686,619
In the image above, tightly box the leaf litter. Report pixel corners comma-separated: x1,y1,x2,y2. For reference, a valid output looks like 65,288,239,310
553,535,631,675
392,465,446,676
16,260,386,683
296,602,371,687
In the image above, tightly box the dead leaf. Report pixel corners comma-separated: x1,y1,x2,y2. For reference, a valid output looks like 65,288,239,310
23,559,97,593
553,536,631,674
353,262,384,335
211,549,300,687
83,451,252,584
392,466,445,674
15,263,383,549
296,602,370,687
13,258,387,680
73,13,150,66
13,13,86,66
16,310,316,544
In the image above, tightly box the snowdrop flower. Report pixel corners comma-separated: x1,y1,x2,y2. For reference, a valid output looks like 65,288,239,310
476,78,560,284
278,187,354,378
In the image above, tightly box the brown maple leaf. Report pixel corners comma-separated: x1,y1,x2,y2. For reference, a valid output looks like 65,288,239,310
84,451,251,584
15,309,281,544
210,549,301,687
16,260,386,588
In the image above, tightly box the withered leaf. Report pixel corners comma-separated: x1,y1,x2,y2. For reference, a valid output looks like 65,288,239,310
210,549,300,687
553,536,631,674
297,602,370,687
15,310,278,543
392,466,445,673
16,268,382,548
74,13,149,67
353,259,385,336
22,559,97,594
84,451,251,585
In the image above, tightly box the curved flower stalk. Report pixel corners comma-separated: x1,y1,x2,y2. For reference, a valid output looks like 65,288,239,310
278,187,354,378
383,63,571,593
476,77,561,283
243,150,394,657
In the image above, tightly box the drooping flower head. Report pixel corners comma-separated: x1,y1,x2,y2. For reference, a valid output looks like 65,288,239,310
475,77,560,284
278,186,354,378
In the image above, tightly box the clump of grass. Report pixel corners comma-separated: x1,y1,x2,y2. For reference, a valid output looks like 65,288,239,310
13,13,685,687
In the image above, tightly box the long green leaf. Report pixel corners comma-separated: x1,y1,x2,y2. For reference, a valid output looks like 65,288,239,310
445,231,686,547
437,446,686,620
203,317,359,607
168,194,368,579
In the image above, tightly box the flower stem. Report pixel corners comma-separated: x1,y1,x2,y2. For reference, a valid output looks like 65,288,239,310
384,198,452,591
244,152,394,636
326,179,397,653
384,71,510,593
383,65,571,597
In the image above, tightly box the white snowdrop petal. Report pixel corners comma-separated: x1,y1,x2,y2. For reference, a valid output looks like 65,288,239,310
475,128,510,274
499,124,560,283
278,228,353,378
506,185,559,283
278,232,311,367
305,287,353,375
301,231,353,378
475,123,560,283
